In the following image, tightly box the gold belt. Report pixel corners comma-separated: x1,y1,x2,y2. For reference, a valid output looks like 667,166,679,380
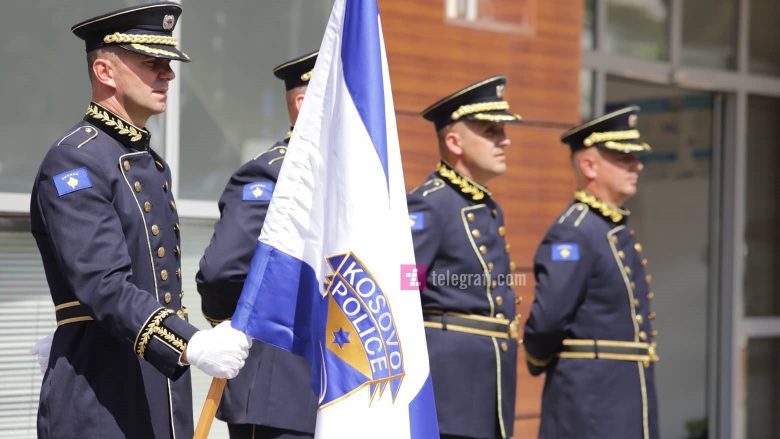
558,338,660,367
423,311,519,339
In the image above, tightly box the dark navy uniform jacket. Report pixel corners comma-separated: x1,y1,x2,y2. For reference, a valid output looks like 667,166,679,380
524,190,659,439
30,103,197,439
196,137,318,434
408,161,518,439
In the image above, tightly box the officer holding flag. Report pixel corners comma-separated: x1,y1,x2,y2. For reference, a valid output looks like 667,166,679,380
29,3,250,438
197,52,320,439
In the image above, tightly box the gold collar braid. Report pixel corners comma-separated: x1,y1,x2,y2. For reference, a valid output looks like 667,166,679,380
437,161,491,201
86,103,147,143
574,190,630,223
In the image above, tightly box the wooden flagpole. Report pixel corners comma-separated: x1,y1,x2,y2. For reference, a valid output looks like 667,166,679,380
193,378,227,439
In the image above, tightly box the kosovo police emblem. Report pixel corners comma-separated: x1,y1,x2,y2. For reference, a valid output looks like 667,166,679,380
243,181,274,201
53,167,93,196
320,252,405,407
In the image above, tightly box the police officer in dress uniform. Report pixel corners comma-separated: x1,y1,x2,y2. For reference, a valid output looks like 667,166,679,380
196,52,319,439
29,4,251,438
407,76,522,439
523,106,660,439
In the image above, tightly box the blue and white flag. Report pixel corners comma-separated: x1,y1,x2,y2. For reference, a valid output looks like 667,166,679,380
231,0,439,437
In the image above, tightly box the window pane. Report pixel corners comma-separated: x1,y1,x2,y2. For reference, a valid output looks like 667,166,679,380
579,69,594,121
582,0,595,50
179,219,229,439
444,0,537,35
745,338,780,438
744,96,780,316
179,1,332,201
0,1,125,194
0,224,56,438
681,0,737,69
606,0,668,61
606,77,715,439
749,0,780,76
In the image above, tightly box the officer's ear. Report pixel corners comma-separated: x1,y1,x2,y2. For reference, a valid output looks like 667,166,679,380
441,126,464,157
294,91,305,113
91,52,118,90
286,85,307,125
576,149,599,180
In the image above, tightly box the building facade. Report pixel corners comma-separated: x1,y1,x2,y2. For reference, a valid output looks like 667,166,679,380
0,1,778,438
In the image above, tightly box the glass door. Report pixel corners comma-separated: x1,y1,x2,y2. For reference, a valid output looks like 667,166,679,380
605,76,721,439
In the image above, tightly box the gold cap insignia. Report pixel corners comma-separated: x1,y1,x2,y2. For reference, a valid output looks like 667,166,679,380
496,84,505,99
163,15,175,31
628,114,638,128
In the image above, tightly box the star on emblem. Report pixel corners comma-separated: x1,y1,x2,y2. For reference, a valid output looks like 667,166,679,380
252,187,264,198
67,177,79,189
332,328,351,349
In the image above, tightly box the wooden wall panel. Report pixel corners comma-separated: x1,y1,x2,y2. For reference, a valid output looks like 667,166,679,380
381,1,583,436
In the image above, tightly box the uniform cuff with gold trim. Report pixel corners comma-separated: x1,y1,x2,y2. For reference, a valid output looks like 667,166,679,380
200,293,239,326
134,307,198,380
524,345,553,376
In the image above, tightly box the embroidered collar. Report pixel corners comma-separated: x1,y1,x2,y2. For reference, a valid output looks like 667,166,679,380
284,125,294,143
574,190,630,223
84,102,151,151
437,161,492,201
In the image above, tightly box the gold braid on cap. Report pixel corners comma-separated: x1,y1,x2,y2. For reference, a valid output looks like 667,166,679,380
450,101,509,121
603,141,651,153
574,190,630,223
130,43,189,60
472,113,521,122
583,129,640,147
104,32,178,46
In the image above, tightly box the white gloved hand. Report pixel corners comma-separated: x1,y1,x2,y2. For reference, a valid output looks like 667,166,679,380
31,333,54,374
185,321,252,379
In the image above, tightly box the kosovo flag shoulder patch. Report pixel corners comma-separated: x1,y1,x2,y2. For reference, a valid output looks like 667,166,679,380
53,167,93,196
551,242,580,261
408,211,424,231
243,181,274,201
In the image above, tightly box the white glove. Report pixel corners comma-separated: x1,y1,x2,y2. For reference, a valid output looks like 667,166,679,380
185,321,251,379
31,333,54,374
